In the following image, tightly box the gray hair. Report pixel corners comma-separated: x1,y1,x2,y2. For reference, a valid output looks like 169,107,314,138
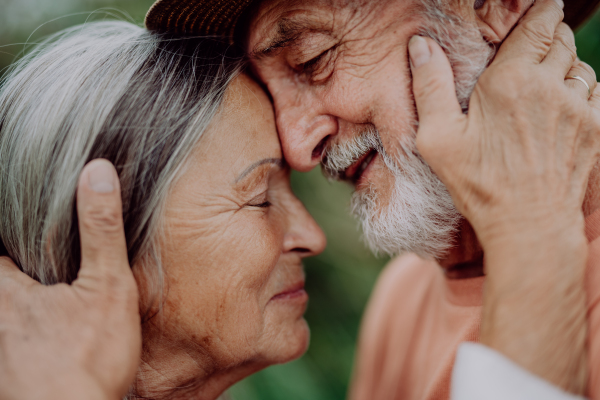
0,21,243,311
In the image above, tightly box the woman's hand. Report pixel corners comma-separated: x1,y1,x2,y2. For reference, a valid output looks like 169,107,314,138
0,160,141,400
409,0,599,395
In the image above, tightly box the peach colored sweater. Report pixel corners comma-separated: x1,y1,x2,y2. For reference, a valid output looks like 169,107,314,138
350,210,600,400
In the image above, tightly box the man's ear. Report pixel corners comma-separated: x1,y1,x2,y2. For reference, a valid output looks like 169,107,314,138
475,0,535,44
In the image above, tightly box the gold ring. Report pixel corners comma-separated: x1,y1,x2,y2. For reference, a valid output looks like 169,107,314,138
565,75,591,99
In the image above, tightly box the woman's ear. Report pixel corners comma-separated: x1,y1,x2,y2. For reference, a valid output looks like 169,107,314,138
475,0,535,44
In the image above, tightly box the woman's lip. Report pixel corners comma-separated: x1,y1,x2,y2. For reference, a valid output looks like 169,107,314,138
271,282,307,301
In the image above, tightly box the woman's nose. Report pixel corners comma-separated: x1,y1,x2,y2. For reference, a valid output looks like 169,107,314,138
283,197,327,257
277,108,338,173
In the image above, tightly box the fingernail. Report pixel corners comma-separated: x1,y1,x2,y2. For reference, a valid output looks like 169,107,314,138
88,161,115,193
409,36,431,68
554,0,564,9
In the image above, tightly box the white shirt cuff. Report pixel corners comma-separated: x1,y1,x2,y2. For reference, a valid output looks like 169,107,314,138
452,342,586,400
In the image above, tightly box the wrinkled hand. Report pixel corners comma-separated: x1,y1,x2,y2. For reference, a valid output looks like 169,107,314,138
0,160,141,400
409,0,599,395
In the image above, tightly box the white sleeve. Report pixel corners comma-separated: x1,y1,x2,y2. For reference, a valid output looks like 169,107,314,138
451,342,587,400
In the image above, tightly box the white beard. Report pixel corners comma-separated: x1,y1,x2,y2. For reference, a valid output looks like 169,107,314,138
350,131,462,258
322,4,494,258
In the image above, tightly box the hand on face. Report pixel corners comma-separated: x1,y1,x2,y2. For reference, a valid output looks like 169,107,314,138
0,160,141,400
409,0,598,393
412,0,599,239
0,75,326,400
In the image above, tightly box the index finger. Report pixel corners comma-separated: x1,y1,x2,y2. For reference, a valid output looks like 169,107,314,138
495,0,565,65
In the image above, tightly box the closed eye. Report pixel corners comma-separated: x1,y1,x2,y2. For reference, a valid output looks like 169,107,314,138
251,201,272,208
301,49,329,72
245,191,271,209
298,46,337,82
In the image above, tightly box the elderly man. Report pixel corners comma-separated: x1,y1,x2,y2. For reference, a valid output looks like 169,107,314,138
1,1,599,400
144,0,600,398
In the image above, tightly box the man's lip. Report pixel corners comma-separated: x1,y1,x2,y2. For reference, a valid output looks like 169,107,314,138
343,150,378,183
270,282,306,301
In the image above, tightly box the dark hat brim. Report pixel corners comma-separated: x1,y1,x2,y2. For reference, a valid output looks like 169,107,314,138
566,0,600,29
145,0,256,41
145,0,600,43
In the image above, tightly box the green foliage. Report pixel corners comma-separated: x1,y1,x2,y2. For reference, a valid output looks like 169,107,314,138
1,3,599,399
577,12,600,72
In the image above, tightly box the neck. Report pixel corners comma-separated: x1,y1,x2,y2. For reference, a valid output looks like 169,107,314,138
131,325,263,400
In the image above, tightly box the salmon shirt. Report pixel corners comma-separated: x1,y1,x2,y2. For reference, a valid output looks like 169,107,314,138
350,210,600,400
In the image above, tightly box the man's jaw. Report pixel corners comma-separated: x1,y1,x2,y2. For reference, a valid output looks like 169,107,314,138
320,127,463,259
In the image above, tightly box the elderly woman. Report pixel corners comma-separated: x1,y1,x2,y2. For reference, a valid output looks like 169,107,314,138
0,20,325,399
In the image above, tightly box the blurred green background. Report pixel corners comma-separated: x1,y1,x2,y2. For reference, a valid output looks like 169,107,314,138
2,2,600,399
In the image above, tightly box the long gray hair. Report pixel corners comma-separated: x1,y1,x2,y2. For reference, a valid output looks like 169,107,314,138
0,21,243,308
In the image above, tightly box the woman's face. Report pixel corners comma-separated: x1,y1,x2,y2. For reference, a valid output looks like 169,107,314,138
146,74,326,378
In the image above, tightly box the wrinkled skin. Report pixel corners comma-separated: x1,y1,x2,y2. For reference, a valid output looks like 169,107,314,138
133,74,326,400
409,1,600,392
0,74,327,400
0,160,141,400
1,0,599,399
246,0,600,394
246,0,599,269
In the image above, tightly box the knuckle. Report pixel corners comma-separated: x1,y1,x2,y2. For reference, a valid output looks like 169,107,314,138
520,19,555,50
575,61,597,83
544,4,565,25
555,23,575,46
81,203,123,236
415,75,446,101
553,30,577,61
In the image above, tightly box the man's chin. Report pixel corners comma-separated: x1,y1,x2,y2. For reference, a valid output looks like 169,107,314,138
351,173,462,259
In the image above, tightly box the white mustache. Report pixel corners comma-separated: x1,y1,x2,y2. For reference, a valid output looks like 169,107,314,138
321,127,385,181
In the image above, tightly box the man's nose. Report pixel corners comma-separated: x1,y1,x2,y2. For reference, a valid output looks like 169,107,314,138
277,108,338,172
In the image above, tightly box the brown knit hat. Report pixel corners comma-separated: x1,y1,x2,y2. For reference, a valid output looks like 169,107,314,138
145,0,600,43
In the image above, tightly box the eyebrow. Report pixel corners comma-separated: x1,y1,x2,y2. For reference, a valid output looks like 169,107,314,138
235,158,284,183
252,18,331,60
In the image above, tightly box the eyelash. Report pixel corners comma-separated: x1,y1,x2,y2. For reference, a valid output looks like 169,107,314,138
302,51,328,72
252,201,272,208
299,47,335,80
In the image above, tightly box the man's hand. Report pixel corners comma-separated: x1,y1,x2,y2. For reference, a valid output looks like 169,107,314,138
409,0,599,395
0,160,141,400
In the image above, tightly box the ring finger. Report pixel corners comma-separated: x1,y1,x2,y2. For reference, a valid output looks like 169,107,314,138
565,60,597,101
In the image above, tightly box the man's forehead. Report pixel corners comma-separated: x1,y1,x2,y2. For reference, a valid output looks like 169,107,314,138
247,0,360,54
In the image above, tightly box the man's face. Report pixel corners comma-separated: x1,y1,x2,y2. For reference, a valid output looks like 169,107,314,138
246,0,508,258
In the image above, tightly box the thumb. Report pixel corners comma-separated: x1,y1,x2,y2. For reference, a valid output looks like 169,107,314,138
409,35,464,135
75,159,131,286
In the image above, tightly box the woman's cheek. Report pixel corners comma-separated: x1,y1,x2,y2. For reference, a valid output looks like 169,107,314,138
251,212,284,268
225,211,284,290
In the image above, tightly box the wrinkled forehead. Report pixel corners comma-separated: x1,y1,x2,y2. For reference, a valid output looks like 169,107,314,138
246,0,378,55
